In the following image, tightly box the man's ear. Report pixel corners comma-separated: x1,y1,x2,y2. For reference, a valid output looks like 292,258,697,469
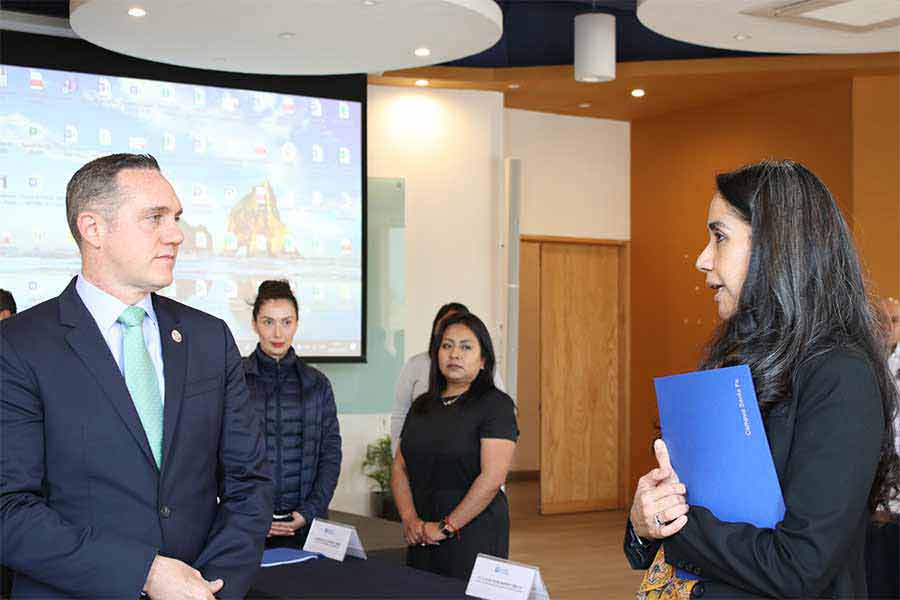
76,212,105,249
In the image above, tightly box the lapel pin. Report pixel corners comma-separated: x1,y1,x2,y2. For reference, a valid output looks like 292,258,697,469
171,329,182,343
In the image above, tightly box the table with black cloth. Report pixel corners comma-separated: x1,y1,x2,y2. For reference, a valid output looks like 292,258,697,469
248,510,471,599
248,556,469,599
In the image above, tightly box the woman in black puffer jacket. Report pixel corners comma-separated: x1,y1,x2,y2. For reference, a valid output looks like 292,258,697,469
243,280,342,547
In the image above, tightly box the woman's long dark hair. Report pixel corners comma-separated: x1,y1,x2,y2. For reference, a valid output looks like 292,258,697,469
411,312,497,414
701,159,899,511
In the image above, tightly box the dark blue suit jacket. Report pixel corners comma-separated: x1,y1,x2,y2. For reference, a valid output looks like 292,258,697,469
0,279,273,598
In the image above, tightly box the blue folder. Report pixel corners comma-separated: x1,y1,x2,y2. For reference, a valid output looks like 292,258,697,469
655,365,785,579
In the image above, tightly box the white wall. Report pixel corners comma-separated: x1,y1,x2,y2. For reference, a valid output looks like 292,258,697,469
330,85,506,514
332,413,391,515
504,109,630,472
368,85,506,357
505,108,630,239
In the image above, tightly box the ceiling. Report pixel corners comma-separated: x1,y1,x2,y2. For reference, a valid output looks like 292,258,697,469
372,52,898,120
0,0,760,66
2,0,898,121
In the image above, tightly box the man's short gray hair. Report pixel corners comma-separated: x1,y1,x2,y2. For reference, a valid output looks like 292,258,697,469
65,153,161,246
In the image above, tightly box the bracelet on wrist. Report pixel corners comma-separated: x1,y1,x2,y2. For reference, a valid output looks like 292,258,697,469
439,516,460,540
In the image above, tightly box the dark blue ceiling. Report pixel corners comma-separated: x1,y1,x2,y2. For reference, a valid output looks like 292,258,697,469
1,0,759,67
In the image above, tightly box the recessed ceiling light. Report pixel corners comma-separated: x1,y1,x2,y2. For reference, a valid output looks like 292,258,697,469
127,7,147,18
362,0,379,5
631,88,646,98
508,83,520,90
278,32,296,40
414,47,431,57
415,79,429,87
733,32,752,41
578,102,592,108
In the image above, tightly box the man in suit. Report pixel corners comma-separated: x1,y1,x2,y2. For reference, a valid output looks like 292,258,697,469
0,154,273,599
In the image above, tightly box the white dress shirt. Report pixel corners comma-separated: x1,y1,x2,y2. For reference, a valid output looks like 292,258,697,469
75,274,165,404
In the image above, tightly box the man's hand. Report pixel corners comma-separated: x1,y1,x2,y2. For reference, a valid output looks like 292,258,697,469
144,555,223,600
268,511,307,537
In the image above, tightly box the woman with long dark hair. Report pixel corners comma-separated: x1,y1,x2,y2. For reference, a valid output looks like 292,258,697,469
389,302,469,455
390,302,506,456
391,312,518,581
624,160,900,598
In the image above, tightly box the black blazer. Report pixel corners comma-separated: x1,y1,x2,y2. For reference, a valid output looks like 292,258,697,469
0,279,274,598
625,348,884,598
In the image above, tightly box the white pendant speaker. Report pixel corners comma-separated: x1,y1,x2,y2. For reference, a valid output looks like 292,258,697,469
574,13,616,83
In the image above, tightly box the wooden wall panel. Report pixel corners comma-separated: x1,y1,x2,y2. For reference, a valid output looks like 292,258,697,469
540,243,621,513
513,241,542,473
629,80,854,497
852,74,900,299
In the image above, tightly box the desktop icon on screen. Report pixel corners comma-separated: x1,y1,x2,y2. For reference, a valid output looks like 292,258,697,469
64,125,78,145
28,70,44,91
128,136,147,151
61,77,78,95
98,78,111,99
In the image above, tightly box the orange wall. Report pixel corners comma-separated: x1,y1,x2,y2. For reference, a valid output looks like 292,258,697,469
629,80,854,492
852,74,900,299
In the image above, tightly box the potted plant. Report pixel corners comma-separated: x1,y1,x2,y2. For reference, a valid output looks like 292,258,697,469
362,434,400,521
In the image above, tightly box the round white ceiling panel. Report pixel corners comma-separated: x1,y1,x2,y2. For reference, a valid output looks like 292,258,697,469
69,0,503,74
637,0,900,54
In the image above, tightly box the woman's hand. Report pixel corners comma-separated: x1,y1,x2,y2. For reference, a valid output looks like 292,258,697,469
268,511,306,537
402,516,426,546
422,522,447,545
629,439,689,540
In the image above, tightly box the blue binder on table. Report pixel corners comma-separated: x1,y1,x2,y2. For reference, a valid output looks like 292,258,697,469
654,365,785,580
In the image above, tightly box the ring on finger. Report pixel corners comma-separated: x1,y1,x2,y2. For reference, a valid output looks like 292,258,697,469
654,513,664,529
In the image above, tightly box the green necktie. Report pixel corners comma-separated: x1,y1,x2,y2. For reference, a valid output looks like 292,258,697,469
118,306,164,468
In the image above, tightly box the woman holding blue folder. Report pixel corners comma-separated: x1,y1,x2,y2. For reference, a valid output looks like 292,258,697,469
624,160,900,599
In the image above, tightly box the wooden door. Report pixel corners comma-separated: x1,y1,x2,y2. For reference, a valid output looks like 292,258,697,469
538,241,625,514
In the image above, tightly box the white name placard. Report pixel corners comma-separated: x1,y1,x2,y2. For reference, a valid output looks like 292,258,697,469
302,518,367,561
466,554,549,600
